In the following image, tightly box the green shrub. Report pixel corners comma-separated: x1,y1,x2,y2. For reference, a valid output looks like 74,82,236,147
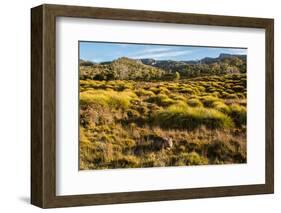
174,71,180,81
206,140,246,163
236,93,245,99
225,89,234,93
122,139,136,148
126,109,141,118
201,96,219,107
146,94,175,107
225,94,239,99
80,90,136,109
80,127,90,144
169,94,186,101
158,86,170,94
212,101,230,114
135,89,155,97
228,104,246,127
150,87,161,94
178,87,194,94
187,98,203,107
111,155,140,168
174,152,208,166
155,103,234,130
185,152,209,165
232,85,245,92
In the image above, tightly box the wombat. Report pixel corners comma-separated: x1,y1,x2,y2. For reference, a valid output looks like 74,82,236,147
144,135,173,150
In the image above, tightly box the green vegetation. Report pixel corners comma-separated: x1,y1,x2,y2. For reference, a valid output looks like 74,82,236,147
174,71,180,81
79,56,247,170
80,57,165,81
155,103,234,130
80,89,136,109
81,54,246,81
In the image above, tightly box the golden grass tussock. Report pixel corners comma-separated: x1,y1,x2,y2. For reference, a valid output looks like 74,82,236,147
155,103,234,130
80,89,136,109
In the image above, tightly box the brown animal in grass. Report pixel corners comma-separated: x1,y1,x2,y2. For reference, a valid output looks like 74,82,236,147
144,135,173,150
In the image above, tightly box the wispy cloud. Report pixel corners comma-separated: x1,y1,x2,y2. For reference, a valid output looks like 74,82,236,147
114,44,131,48
131,50,192,59
140,47,174,54
126,47,193,59
226,48,247,55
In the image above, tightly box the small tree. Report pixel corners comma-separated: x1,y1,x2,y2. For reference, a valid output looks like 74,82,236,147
174,71,180,81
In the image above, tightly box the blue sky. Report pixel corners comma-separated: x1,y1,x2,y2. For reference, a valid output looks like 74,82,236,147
79,41,247,63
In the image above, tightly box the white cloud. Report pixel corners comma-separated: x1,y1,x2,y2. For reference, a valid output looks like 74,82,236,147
227,48,247,55
131,50,192,59
127,46,193,59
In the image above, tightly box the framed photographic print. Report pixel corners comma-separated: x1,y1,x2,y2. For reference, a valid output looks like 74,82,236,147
31,4,274,208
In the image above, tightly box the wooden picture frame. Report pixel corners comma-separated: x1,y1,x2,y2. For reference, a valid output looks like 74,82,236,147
31,4,274,208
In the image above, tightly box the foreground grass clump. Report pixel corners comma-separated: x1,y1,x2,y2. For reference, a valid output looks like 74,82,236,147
187,98,203,107
206,139,246,163
173,152,209,166
212,101,230,114
201,95,219,107
146,94,175,106
80,89,136,109
228,104,247,127
155,103,233,130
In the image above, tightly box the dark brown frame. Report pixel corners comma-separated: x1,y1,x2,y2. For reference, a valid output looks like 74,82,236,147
31,4,274,208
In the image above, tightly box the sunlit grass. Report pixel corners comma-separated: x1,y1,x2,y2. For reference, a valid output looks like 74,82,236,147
155,103,234,130
80,89,136,109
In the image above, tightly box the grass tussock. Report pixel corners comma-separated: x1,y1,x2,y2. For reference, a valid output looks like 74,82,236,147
155,103,233,130
187,98,203,107
80,89,136,109
146,94,175,107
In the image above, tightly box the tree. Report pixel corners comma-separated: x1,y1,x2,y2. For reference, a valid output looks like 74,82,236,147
174,71,180,81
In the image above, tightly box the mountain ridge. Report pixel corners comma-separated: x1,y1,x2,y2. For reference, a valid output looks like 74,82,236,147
80,53,246,80
80,53,246,66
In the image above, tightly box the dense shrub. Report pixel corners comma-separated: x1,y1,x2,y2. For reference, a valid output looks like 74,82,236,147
146,94,175,107
225,94,239,99
228,104,247,127
173,152,208,166
206,140,246,163
155,103,234,130
201,96,219,107
187,98,203,107
212,101,230,114
80,90,136,109
110,156,140,168
135,89,155,97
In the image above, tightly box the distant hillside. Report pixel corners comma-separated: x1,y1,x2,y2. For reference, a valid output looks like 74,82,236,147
80,53,246,80
140,53,246,75
141,53,246,66
79,59,96,66
198,53,246,64
80,57,165,80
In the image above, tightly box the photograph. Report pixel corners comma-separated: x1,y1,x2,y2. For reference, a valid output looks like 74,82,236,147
30,4,274,208
79,41,247,170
